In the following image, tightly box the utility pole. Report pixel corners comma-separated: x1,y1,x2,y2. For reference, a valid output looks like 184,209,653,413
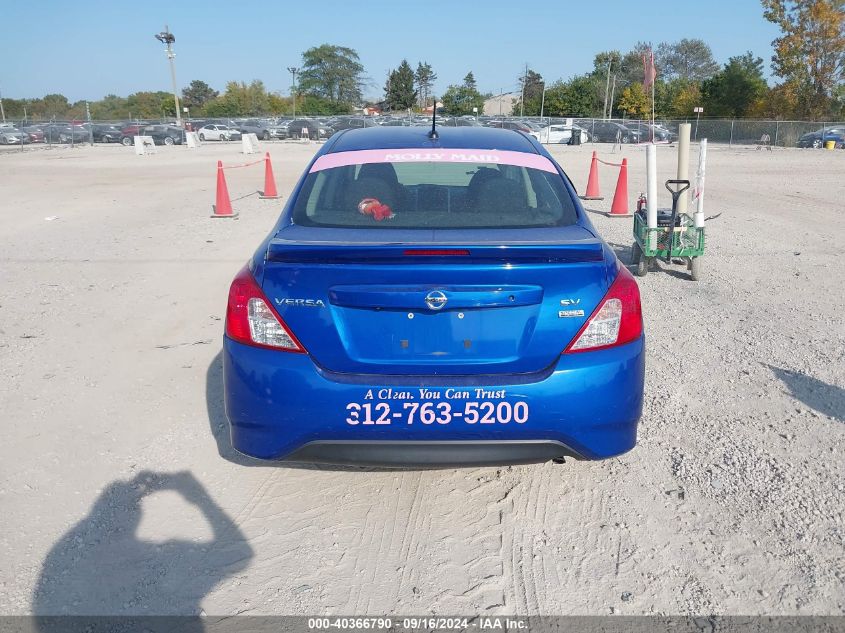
603,61,612,119
520,63,528,117
0,87,5,123
539,82,546,121
154,26,181,127
287,67,299,119
608,75,617,120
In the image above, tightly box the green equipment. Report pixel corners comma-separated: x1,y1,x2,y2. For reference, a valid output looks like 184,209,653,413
631,179,705,281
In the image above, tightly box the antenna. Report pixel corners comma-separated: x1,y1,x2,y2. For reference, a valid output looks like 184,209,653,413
428,96,438,140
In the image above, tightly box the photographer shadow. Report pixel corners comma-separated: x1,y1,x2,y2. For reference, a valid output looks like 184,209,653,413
32,470,253,629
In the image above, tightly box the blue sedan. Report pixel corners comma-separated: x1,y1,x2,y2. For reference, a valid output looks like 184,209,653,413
223,126,644,467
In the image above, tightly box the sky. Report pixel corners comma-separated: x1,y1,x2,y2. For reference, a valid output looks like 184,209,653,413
0,0,783,102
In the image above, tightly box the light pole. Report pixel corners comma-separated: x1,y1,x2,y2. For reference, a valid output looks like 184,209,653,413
154,26,181,127
539,82,546,122
287,67,300,119
608,74,617,120
520,63,528,117
0,87,5,123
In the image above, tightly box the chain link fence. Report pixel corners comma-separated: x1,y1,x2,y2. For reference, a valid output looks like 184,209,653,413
495,116,844,148
2,114,843,150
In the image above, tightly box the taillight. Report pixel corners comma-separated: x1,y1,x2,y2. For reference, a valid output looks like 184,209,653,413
225,265,305,353
564,263,642,353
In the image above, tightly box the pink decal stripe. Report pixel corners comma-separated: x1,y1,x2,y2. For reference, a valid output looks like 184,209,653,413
310,148,558,174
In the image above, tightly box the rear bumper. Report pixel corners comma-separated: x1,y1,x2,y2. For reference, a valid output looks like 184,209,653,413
285,440,582,467
223,336,645,464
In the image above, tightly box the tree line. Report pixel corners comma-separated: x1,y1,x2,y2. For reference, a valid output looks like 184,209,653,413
2,2,842,122
516,42,779,120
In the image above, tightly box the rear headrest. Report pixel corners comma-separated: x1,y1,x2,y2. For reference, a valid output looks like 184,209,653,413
475,178,526,214
344,177,397,212
358,162,399,185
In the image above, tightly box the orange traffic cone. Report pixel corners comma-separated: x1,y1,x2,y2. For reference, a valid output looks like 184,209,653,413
211,160,237,218
580,151,603,200
259,152,280,199
606,158,632,217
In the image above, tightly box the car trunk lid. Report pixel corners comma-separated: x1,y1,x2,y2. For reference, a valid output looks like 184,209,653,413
260,225,610,375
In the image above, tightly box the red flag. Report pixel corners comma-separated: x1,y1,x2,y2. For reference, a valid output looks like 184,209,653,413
643,50,657,89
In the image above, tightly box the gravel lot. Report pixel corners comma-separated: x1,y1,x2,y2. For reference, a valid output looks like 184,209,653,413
0,139,843,617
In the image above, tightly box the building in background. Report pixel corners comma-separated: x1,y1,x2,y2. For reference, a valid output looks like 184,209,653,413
483,92,519,116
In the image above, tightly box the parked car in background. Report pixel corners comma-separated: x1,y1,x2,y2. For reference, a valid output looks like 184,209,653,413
378,118,411,127
485,120,536,136
522,120,545,134
187,120,209,132
41,123,89,144
120,123,146,146
0,128,28,144
624,122,676,143
197,124,241,141
91,124,123,143
23,126,45,143
325,117,377,132
141,125,185,146
287,119,333,140
576,120,638,143
537,124,589,144
441,117,483,127
796,126,845,148
238,118,288,140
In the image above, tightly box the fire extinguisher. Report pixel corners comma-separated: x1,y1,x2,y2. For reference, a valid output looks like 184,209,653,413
636,193,647,213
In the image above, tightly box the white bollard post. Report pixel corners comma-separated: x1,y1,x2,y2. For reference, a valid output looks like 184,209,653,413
185,131,200,148
676,123,691,215
241,133,259,154
646,143,658,251
694,139,707,229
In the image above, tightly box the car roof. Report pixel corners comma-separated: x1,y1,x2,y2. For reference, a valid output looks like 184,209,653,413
327,126,539,153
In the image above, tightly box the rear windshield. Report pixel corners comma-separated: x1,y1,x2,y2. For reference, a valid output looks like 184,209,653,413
291,148,578,229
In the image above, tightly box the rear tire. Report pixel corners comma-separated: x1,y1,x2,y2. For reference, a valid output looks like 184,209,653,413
632,243,648,277
262,131,271,140
690,256,702,281
163,136,174,146
121,136,132,146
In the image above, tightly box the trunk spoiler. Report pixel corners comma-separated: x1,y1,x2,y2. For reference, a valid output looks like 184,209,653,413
266,240,605,264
